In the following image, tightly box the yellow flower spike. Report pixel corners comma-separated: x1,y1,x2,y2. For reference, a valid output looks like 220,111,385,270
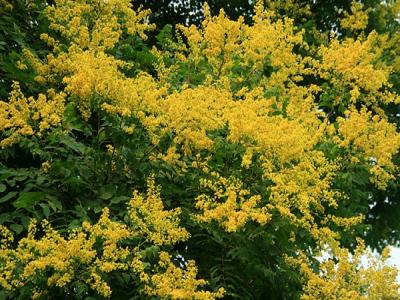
0,82,65,148
340,1,371,32
241,147,254,169
143,251,224,300
316,32,395,109
0,207,138,297
298,240,400,300
195,173,271,232
44,0,153,51
336,107,400,189
86,272,112,298
0,226,14,249
128,176,189,245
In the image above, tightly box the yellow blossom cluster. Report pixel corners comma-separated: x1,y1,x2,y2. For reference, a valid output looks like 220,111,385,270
0,82,65,148
22,47,165,121
0,209,130,298
226,100,317,164
174,2,305,92
0,178,221,299
19,0,157,121
128,176,190,245
155,87,231,154
154,146,189,172
316,32,398,108
44,0,153,51
144,251,224,300
298,240,400,300
264,0,312,22
179,5,246,79
334,107,400,189
266,151,344,240
340,1,370,32
195,172,271,232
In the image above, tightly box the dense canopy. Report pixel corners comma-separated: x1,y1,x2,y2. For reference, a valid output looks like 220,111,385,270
0,0,400,299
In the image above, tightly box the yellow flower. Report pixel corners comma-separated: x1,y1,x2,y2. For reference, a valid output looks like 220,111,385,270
298,240,400,300
40,161,51,173
0,83,65,148
195,173,271,232
144,251,224,300
128,176,189,245
340,1,370,31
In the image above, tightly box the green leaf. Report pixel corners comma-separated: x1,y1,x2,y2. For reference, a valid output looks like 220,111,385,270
39,203,50,218
110,195,130,204
140,245,160,260
0,290,7,300
93,205,103,213
0,183,6,192
14,192,45,209
10,223,24,234
0,191,17,203
68,219,82,230
59,135,87,154
47,197,62,211
99,190,114,200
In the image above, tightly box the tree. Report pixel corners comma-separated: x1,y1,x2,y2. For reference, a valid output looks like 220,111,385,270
0,0,51,99
0,0,399,299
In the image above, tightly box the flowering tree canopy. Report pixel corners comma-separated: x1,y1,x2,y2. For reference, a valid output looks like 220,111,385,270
0,0,400,299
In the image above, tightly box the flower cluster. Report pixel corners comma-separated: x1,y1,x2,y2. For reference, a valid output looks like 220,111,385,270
0,82,65,148
195,172,271,232
128,176,189,246
298,240,400,300
0,179,221,299
0,209,130,298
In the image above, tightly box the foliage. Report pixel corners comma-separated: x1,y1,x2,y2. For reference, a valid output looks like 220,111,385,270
0,0,51,99
0,0,400,299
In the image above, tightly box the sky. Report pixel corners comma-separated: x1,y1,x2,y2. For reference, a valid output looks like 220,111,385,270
389,247,400,281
